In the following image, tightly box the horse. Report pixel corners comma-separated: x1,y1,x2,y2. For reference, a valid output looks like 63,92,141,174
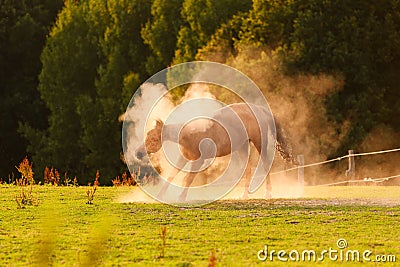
135,102,297,201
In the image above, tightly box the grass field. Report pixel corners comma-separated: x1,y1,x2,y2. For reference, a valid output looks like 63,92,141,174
0,185,399,266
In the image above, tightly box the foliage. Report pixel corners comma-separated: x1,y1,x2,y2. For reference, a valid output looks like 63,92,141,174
141,0,185,74
15,184,38,209
86,170,100,204
43,166,60,186
15,157,37,208
157,226,167,259
6,0,400,181
239,0,296,48
0,0,63,178
112,171,136,186
197,13,247,62
21,0,100,182
77,0,152,181
22,0,151,183
236,0,400,155
198,0,400,156
285,0,400,154
208,249,217,267
15,157,34,185
86,186,97,205
173,0,252,63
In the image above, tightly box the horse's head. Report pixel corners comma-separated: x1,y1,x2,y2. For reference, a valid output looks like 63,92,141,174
136,119,163,160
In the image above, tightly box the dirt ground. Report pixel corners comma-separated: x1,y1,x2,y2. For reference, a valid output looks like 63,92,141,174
118,185,400,207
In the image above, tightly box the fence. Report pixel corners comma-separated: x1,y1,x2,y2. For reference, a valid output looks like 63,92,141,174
136,147,400,189
270,148,400,187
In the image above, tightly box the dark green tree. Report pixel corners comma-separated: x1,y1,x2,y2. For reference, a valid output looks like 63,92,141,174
77,0,151,182
0,0,63,179
21,0,100,181
239,0,296,48
286,0,400,154
142,0,184,74
174,0,252,63
237,0,400,154
22,0,152,184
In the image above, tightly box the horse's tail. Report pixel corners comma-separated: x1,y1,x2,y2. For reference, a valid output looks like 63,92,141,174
274,118,299,165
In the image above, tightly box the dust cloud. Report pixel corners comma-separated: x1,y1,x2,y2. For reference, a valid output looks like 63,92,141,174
120,45,399,204
200,46,400,188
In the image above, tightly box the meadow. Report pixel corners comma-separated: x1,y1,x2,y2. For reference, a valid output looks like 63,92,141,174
0,185,399,266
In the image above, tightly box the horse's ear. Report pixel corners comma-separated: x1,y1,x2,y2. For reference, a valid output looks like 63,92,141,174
155,119,163,128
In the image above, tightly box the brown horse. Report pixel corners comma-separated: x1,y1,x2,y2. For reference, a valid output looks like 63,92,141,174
136,103,296,201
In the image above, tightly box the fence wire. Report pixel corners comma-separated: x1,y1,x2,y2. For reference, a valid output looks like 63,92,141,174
270,147,400,185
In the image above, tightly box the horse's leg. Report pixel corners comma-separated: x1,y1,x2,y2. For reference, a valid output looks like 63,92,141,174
157,155,187,199
236,143,251,199
242,165,252,199
253,140,273,199
178,159,204,202
265,174,272,199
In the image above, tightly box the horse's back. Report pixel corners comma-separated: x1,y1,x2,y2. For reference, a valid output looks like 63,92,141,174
215,103,272,151
216,103,269,129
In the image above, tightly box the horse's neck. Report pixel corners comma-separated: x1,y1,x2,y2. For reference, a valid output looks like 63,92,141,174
162,123,183,143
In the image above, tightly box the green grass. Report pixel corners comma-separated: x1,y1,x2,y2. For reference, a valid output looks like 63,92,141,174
0,185,399,266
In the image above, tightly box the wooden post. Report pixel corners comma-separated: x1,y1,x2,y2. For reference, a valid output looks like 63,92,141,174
297,155,304,195
346,150,355,181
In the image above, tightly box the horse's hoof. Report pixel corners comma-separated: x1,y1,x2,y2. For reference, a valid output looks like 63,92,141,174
242,193,249,199
178,194,187,203
264,192,272,199
156,190,166,200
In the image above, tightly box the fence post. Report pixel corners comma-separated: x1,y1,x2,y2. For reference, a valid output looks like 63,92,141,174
346,150,355,181
297,155,304,195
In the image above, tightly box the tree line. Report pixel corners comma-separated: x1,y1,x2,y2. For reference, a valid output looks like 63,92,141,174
1,0,399,184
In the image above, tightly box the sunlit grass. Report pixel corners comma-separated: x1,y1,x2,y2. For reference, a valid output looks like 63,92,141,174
0,186,399,266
